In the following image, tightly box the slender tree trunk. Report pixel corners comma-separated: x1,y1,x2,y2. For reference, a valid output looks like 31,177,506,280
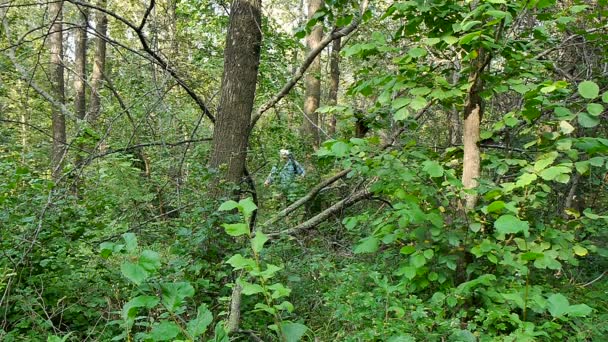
462,49,489,210
301,0,323,148
74,9,87,121
328,34,340,136
50,0,66,180
74,7,87,168
89,0,107,124
209,0,262,184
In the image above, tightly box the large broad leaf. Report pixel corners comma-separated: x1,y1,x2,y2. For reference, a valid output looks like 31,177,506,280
494,215,529,238
410,253,426,268
539,166,571,181
121,262,148,285
281,322,308,342
218,200,239,211
186,304,213,337
422,160,444,178
149,321,180,341
123,232,138,253
238,197,257,218
161,282,195,312
578,81,599,99
353,236,379,254
547,293,570,317
222,223,249,237
578,112,600,128
587,103,604,116
251,232,269,253
122,295,159,320
139,250,161,272
567,304,592,317
226,254,256,270
240,280,265,296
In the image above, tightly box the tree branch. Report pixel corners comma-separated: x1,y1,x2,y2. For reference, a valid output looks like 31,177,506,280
249,0,369,129
66,0,216,123
267,187,372,237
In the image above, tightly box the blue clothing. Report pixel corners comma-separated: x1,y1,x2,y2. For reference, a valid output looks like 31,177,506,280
266,157,305,187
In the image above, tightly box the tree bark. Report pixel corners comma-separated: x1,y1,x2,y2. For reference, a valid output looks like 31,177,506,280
74,8,87,121
209,0,262,184
301,0,323,148
462,49,489,210
50,0,66,180
328,34,340,136
89,0,107,124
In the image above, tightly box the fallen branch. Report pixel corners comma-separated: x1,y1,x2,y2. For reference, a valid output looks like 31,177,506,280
262,168,351,227
268,187,372,237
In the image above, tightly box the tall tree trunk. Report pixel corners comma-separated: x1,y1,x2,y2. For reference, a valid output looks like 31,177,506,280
89,0,107,124
462,49,489,210
301,0,323,148
328,34,340,136
74,6,87,167
209,0,262,185
74,8,87,121
50,0,66,180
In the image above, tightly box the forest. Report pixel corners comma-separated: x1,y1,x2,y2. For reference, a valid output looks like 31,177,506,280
1,0,607,341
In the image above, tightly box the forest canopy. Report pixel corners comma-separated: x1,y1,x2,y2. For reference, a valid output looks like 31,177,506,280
1,0,607,341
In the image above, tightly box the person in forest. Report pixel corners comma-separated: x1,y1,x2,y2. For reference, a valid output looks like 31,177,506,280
264,149,306,202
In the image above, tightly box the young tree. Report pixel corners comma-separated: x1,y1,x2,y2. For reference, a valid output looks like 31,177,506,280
49,1,66,180
328,35,340,135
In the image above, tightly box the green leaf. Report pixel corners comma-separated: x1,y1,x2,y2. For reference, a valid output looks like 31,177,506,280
222,223,249,237
394,107,410,121
123,233,138,253
410,253,426,268
410,96,428,110
150,321,180,341
578,81,599,99
554,106,573,118
139,250,161,272
575,161,589,174
559,120,575,134
539,166,571,181
547,293,570,317
121,262,148,285
186,304,213,337
442,35,458,45
533,151,558,172
408,47,426,58
423,249,434,259
400,245,416,255
573,245,588,256
410,87,431,96
226,254,256,270
161,282,195,312
515,173,537,187
100,242,115,258
281,322,308,342
602,91,608,103
354,236,379,254
123,295,159,320
587,103,604,116
487,200,505,213
568,304,592,317
400,266,417,280
238,197,257,218
268,283,292,299
218,200,239,211
494,215,529,238
251,232,269,253
240,280,265,295
392,97,410,109
422,160,444,178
